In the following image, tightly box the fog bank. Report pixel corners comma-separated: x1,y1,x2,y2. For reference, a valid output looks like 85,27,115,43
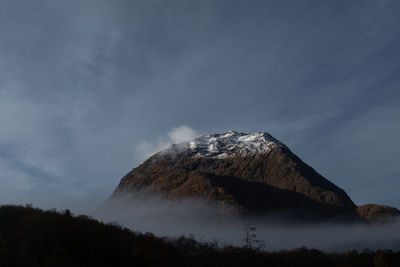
92,196,400,252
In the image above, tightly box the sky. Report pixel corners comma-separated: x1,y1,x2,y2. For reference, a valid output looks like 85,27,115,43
0,0,399,212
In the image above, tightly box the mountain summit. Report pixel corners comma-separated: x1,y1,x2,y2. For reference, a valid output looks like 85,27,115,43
180,131,285,158
112,131,399,223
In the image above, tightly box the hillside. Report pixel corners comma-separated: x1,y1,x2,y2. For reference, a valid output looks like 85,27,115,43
357,204,400,223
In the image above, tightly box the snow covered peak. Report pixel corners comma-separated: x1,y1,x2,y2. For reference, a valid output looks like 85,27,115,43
183,131,284,159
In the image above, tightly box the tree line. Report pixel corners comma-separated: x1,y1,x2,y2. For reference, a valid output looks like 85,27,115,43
0,204,399,266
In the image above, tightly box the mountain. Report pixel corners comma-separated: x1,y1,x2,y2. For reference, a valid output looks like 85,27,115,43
111,131,399,223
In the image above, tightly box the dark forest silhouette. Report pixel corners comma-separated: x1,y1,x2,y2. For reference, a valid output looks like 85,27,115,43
1,205,400,266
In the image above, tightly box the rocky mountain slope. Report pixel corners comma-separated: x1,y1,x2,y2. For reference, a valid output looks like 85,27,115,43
357,204,400,223
112,131,399,223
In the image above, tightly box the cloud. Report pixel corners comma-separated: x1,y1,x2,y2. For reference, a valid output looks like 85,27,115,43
96,196,400,252
168,125,198,143
135,125,198,161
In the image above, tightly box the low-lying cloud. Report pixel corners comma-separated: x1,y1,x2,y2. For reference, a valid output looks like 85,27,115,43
93,195,400,252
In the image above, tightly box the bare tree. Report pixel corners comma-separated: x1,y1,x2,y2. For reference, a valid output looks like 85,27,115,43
242,223,266,250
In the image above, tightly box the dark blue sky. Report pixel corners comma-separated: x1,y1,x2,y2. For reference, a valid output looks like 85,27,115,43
0,0,399,211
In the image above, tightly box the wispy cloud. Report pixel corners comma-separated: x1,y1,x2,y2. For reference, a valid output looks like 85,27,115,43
135,125,198,161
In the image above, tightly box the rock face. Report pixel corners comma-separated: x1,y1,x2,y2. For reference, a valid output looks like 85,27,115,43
357,204,400,223
112,131,397,223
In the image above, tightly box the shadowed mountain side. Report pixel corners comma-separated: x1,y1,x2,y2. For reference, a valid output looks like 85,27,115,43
203,173,360,223
357,204,400,223
113,171,359,223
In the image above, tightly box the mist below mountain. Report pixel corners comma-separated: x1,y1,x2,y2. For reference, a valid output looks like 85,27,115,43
93,197,400,252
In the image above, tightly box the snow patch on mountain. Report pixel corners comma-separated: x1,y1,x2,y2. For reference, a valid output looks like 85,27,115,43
184,131,285,158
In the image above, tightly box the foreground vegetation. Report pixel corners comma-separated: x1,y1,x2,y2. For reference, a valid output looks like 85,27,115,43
0,205,400,266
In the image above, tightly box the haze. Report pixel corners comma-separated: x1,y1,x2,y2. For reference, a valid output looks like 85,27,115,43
96,197,400,252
